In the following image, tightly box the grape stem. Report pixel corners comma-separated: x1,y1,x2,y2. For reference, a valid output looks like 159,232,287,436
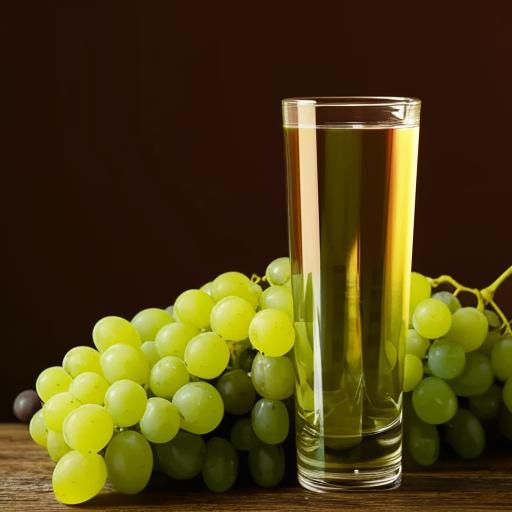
251,273,266,284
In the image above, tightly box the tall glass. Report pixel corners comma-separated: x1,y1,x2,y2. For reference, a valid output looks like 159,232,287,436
283,97,421,491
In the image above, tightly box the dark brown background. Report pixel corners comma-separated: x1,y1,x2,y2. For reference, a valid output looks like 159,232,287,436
1,1,511,420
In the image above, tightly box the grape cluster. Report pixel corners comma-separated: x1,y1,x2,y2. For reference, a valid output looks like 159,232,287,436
28,257,294,504
404,271,512,466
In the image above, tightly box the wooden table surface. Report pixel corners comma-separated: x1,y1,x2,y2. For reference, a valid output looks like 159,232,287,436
1,423,511,512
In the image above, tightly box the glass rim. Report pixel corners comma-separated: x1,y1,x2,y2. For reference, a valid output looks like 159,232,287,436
282,96,421,108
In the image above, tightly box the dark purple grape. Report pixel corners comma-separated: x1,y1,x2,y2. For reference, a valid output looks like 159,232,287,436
13,389,41,423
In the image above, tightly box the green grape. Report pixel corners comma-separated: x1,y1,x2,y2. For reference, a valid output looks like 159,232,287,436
92,315,141,352
139,397,180,444
165,305,174,318
503,378,512,413
484,308,501,329
403,354,423,392
409,272,432,320
154,322,199,359
140,341,160,368
172,382,224,435
100,343,149,385
210,296,255,341
427,339,465,379
412,377,457,425
230,416,259,451
200,281,213,296
405,416,439,466
104,380,147,427
154,430,205,480
431,291,461,313
412,299,452,339
469,383,502,421
450,352,494,397
184,332,230,379
248,443,285,488
216,369,256,415
405,329,430,358
131,307,174,342
445,307,488,352
150,356,189,399
173,289,214,329
211,271,261,308
239,347,258,373
249,309,295,357
43,392,81,432
36,366,72,402
259,285,293,318
251,398,289,445
265,257,291,286
445,408,485,459
52,451,106,504
202,437,238,492
478,330,502,356
251,353,294,400
29,409,48,447
62,346,102,377
69,372,109,405
491,337,512,381
47,430,71,462
63,404,113,454
104,431,153,494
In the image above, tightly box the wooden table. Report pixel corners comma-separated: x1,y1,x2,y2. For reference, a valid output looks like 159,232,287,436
1,423,511,511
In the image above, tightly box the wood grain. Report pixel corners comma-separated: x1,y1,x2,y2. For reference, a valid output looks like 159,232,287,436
1,423,512,512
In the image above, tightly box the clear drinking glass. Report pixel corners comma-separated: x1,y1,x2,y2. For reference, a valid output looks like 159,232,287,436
283,97,421,491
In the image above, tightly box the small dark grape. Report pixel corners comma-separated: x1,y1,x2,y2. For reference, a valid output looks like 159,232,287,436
13,389,41,423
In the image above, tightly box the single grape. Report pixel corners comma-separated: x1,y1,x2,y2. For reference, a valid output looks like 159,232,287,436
139,397,180,444
140,341,160,368
484,308,501,329
230,416,259,451
47,430,71,462
36,366,72,402
200,281,213,296
13,389,41,423
249,309,295,357
211,271,261,308
69,372,109,405
491,337,512,381
62,346,102,377
405,329,430,358
29,409,48,447
92,315,141,352
173,382,224,435
251,353,295,400
210,296,255,341
450,352,494,397
412,299,452,340
503,378,512,413
131,307,174,342
63,404,113,454
427,339,465,379
478,330,502,356
239,347,258,373
154,322,199,359
100,343,149,385
412,377,457,425
251,398,289,445
154,430,205,480
409,272,432,320
173,289,214,329
216,369,256,415
445,408,485,459
469,383,502,421
184,332,230,379
104,431,153,494
150,356,189,399
265,257,291,286
431,291,461,313
405,416,439,466
104,380,147,427
445,307,488,352
403,354,423,392
202,437,238,492
259,285,293,318
43,392,80,432
248,443,285,488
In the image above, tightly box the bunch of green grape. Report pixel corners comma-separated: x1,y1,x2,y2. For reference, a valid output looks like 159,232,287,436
404,271,512,466
28,257,294,505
